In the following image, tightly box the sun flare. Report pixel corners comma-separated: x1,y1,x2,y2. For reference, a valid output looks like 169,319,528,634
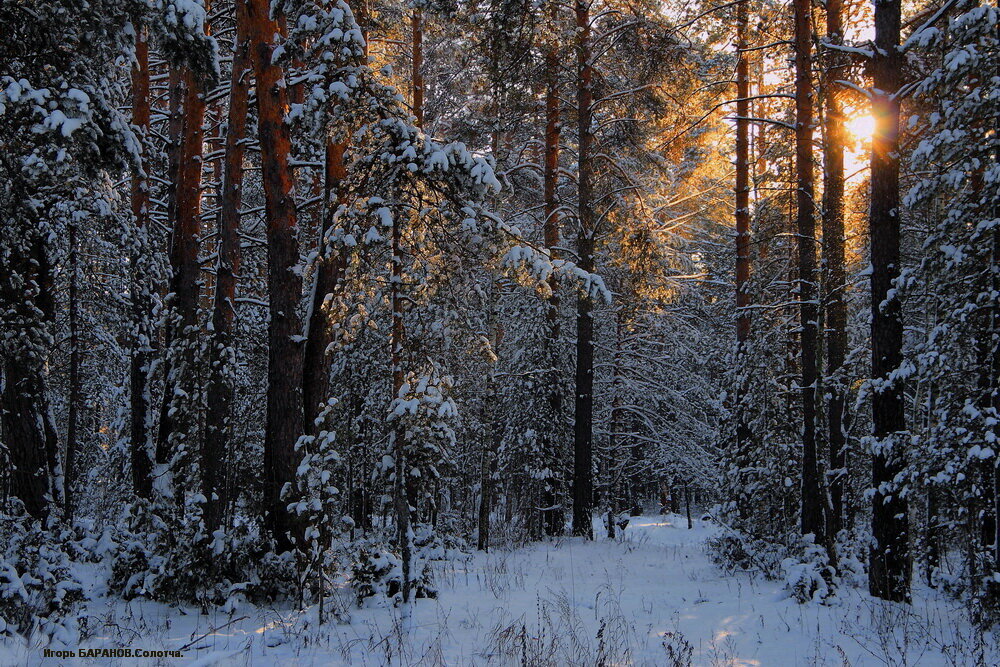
846,114,876,141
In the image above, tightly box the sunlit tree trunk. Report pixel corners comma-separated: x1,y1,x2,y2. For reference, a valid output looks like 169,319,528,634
303,142,348,428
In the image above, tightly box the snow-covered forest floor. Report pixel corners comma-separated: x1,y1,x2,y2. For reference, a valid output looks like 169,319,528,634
4,515,994,666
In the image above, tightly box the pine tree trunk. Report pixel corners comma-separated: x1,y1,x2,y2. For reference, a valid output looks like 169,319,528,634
868,0,910,602
391,202,412,601
606,317,624,539
64,220,81,521
572,0,594,540
2,234,57,519
992,132,1000,579
412,9,424,127
388,3,423,590
822,0,849,538
129,30,154,500
734,0,752,452
794,0,824,542
542,6,563,537
247,0,306,551
204,6,251,533
478,287,502,551
156,63,205,472
303,142,348,428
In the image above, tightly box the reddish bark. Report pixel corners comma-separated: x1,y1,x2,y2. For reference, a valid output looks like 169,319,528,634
155,63,206,468
303,142,348,428
246,0,306,551
129,29,154,500
734,0,752,452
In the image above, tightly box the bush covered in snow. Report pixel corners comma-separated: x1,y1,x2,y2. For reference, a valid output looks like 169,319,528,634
108,499,296,608
350,540,437,606
0,509,85,643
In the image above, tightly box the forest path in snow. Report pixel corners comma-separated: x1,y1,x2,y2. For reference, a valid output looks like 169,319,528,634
228,515,987,665
8,515,990,666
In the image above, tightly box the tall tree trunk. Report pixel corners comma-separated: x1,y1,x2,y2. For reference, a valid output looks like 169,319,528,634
303,142,348,428
64,221,81,521
129,30,154,500
389,2,423,589
478,285,502,551
982,112,1000,581
794,0,824,542
155,63,205,482
992,121,1000,581
3,363,52,521
303,0,365,429
203,7,251,533
734,0,752,451
571,0,594,540
542,2,563,537
991,223,1000,578
607,310,624,539
247,0,306,551
391,200,412,601
2,233,57,520
822,0,849,537
868,0,910,602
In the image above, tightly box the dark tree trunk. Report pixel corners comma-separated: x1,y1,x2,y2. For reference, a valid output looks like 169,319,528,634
992,133,1000,580
391,197,413,601
2,235,57,520
155,64,205,471
478,289,502,551
542,6,563,538
868,0,910,602
822,0,849,538
984,131,1000,579
794,0,824,543
203,7,251,533
571,0,594,540
734,0,752,452
129,30,154,500
685,484,693,529
64,220,81,521
3,360,53,520
247,0,306,552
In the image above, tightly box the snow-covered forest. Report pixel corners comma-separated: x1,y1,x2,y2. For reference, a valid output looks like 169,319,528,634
1,0,998,663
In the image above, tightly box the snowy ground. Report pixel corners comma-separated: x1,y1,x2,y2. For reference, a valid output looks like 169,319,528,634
4,514,994,665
